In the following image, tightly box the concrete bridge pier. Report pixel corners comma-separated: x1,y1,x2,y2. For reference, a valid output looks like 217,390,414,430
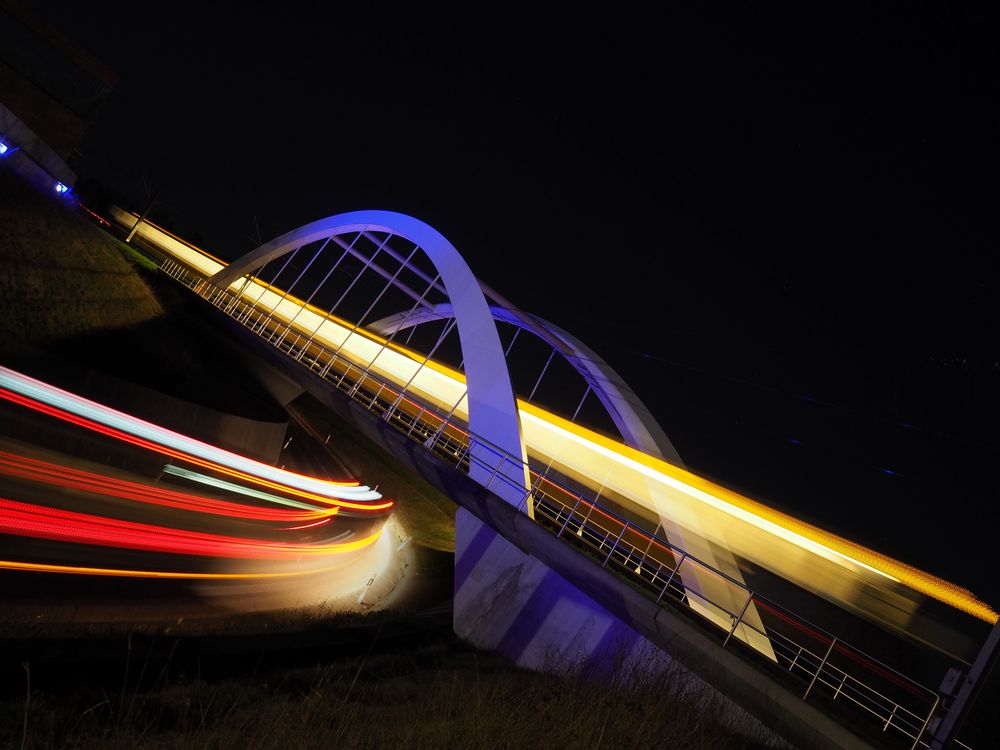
454,508,670,679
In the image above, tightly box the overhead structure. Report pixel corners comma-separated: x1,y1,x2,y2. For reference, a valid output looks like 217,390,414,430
113,202,1000,749
208,209,770,652
369,303,682,462
209,210,530,504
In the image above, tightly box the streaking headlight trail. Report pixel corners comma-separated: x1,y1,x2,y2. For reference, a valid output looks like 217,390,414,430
0,364,392,512
161,464,334,512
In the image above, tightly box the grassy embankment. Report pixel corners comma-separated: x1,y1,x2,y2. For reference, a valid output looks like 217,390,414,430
0,614,780,749
0,167,271,414
0,168,163,348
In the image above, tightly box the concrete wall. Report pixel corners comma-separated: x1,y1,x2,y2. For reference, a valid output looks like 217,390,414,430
72,369,288,465
454,508,672,677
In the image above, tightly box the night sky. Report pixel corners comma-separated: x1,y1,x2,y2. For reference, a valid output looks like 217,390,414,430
28,5,999,598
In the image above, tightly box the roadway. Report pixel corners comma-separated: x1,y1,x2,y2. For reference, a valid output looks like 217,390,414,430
0,364,413,632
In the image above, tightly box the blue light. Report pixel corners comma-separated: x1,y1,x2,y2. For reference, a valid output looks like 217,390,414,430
0,141,8,156
54,182,69,194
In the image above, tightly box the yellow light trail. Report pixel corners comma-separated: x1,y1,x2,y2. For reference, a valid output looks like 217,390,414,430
116,209,998,625
523,406,998,623
0,529,383,579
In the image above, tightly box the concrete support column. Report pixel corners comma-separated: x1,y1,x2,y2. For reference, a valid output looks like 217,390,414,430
454,508,670,678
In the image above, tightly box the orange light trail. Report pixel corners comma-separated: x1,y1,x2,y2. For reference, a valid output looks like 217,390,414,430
0,558,371,579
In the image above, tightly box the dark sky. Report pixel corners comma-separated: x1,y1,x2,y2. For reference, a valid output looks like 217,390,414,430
28,4,1000,594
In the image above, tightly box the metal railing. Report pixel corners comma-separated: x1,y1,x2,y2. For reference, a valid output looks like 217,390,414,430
159,257,947,749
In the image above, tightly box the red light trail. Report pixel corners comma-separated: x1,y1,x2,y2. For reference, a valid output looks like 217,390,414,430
0,496,378,560
0,451,338,523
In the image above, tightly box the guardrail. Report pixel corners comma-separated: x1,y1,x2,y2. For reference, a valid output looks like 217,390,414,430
159,256,952,749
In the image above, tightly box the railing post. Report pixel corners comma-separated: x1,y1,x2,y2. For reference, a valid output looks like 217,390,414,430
656,553,687,603
461,435,477,461
883,703,897,732
602,523,629,567
804,637,837,701
369,382,389,413
483,450,508,489
633,524,661,575
517,470,547,513
788,646,803,672
648,561,665,587
556,496,585,537
833,671,847,700
723,591,754,648
309,346,328,371
910,695,939,750
406,406,427,439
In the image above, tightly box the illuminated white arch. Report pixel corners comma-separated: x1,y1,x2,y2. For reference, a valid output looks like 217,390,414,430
209,210,529,504
370,303,682,463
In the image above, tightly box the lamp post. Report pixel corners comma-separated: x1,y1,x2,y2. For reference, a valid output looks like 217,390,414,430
125,185,162,244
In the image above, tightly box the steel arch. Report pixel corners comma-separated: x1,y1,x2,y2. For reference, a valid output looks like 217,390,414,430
369,303,682,463
209,210,529,503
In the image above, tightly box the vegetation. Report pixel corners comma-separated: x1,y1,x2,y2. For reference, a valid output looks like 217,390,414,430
115,238,162,272
0,167,283,418
0,167,163,347
0,616,782,749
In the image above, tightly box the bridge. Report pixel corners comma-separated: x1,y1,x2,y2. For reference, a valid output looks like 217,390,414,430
111,205,998,750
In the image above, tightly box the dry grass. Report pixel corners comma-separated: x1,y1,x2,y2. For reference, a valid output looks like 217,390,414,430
0,630,784,749
0,167,163,347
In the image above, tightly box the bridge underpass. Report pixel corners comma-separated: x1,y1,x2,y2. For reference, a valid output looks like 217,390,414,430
111,205,998,750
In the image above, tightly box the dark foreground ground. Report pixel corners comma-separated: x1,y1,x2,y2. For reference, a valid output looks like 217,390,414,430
0,610,781,750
